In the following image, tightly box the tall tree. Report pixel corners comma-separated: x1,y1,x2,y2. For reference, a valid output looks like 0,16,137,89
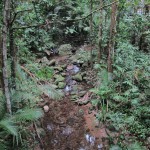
90,0,93,68
2,0,12,114
107,0,118,80
98,0,103,62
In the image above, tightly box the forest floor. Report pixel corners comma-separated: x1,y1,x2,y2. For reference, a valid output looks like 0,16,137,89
36,44,118,150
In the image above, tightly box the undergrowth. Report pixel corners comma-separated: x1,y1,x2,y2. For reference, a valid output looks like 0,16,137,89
91,41,150,149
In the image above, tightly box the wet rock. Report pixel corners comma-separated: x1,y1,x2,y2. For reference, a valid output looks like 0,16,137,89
41,57,49,64
49,59,56,66
67,65,74,70
71,95,78,100
72,73,82,82
85,134,95,145
98,144,103,150
58,44,72,55
61,72,66,77
55,75,65,84
78,91,87,97
53,66,63,71
64,85,72,92
43,105,49,113
58,82,66,89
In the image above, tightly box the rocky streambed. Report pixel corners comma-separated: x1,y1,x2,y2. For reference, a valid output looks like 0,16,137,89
37,44,113,150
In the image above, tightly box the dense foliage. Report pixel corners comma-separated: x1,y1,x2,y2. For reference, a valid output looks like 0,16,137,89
0,0,150,149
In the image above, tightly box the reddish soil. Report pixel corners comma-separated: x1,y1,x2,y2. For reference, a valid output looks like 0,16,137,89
42,96,110,150
40,47,112,150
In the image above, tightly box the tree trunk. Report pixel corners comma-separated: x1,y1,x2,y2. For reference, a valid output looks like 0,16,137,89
2,0,12,114
90,0,93,68
107,0,118,80
98,0,103,62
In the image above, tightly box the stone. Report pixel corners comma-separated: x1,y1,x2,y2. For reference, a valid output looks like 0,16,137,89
78,91,87,97
58,44,72,55
49,59,56,66
58,82,66,89
53,66,63,71
43,105,49,113
41,57,49,64
61,72,66,76
49,84,58,89
72,73,82,82
55,75,65,84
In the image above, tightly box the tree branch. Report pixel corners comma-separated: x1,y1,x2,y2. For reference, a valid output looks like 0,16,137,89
64,0,118,22
12,23,45,30
10,9,33,26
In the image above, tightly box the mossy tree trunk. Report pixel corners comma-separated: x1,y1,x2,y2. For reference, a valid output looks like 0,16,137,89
107,0,118,80
98,0,103,63
2,0,12,114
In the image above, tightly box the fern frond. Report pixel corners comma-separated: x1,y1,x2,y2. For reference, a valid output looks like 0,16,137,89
14,108,43,122
39,84,64,100
0,118,18,136
0,91,5,120
0,141,7,150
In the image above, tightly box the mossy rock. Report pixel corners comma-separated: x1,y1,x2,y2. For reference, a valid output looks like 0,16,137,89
58,82,66,89
72,73,82,82
58,44,72,55
55,75,65,83
53,66,63,71
49,59,56,66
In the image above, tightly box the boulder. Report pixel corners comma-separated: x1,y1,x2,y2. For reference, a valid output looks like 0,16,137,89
58,44,72,55
72,73,82,82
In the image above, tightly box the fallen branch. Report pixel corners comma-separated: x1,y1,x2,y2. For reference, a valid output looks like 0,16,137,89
33,122,44,149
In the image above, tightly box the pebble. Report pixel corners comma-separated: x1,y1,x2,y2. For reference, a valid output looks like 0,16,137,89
43,105,49,113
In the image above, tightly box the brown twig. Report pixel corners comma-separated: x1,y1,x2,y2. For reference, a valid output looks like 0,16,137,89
33,122,44,149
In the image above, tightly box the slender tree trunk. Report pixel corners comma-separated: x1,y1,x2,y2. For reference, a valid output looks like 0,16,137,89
2,0,12,114
0,34,2,88
98,0,103,62
107,0,118,80
90,0,93,68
